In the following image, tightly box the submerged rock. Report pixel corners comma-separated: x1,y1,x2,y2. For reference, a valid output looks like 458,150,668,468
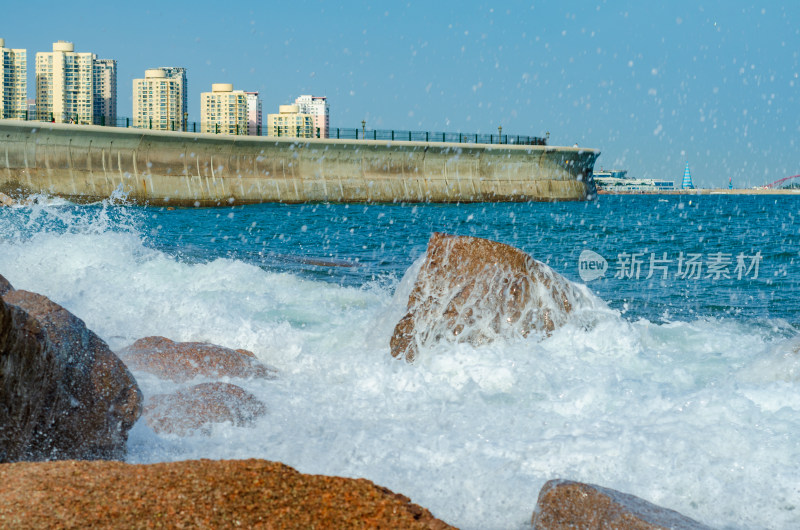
143,382,267,436
390,232,585,361
532,479,711,529
0,276,142,462
117,336,277,383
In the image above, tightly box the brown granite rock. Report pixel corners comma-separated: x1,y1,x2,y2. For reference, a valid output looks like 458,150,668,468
0,285,142,462
0,458,455,529
0,274,12,296
391,232,584,361
532,479,711,529
0,192,13,207
117,335,277,382
143,382,267,436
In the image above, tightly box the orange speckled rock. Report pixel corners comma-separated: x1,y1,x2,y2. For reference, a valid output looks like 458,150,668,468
391,233,583,361
117,336,277,382
143,382,267,436
532,479,710,529
0,459,456,529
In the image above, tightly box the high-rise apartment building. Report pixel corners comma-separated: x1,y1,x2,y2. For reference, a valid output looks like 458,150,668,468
133,68,186,130
93,58,117,125
35,41,116,125
267,104,315,138
200,83,248,135
245,91,262,136
0,38,27,120
294,95,329,138
158,67,187,126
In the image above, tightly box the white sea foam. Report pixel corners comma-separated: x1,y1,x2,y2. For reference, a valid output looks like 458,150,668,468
2,205,800,529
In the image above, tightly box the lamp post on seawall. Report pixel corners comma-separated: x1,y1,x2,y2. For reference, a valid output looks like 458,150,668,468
362,120,366,140
498,126,502,144
183,113,188,132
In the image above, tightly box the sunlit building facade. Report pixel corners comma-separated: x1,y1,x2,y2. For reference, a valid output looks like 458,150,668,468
267,104,315,138
35,41,116,125
93,58,117,126
133,68,186,130
294,94,329,138
0,38,27,120
200,83,248,135
158,67,188,126
245,91,262,136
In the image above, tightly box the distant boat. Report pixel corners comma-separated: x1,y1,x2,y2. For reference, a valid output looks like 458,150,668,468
681,162,695,189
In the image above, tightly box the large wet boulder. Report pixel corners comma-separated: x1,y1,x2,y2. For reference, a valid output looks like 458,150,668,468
117,336,277,383
532,480,711,529
390,233,585,361
143,382,267,436
0,277,143,462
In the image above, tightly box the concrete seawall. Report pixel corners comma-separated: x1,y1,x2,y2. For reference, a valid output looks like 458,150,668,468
0,120,599,205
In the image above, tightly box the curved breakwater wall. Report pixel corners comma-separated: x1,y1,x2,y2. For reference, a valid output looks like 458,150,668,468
0,120,599,205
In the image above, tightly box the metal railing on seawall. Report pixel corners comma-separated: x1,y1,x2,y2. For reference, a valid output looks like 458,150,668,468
3,112,548,146
328,127,548,146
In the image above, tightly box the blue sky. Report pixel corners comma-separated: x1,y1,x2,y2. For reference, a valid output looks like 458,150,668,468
4,1,799,188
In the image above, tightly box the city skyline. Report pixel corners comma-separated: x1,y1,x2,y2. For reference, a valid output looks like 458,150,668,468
2,1,799,187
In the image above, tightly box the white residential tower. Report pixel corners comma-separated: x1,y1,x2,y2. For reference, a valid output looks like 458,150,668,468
133,67,187,130
267,104,315,138
93,58,117,125
0,38,27,120
245,91,262,136
35,41,116,125
294,94,329,138
200,83,248,135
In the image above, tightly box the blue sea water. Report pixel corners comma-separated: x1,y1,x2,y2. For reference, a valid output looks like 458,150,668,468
1,194,800,529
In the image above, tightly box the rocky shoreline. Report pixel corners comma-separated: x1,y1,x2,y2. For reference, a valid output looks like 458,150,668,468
1,234,713,528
